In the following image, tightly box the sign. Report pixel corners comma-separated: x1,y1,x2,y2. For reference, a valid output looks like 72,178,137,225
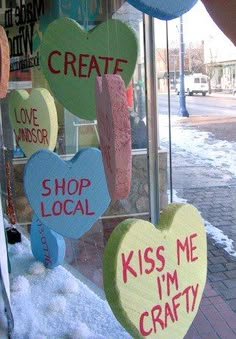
9,88,58,158
103,203,207,338
96,75,132,201
126,0,198,20
24,148,111,239
4,0,45,71
40,17,138,120
0,25,10,98
30,215,66,269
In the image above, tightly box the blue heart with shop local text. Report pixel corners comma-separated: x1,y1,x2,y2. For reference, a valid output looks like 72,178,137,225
127,0,198,20
24,148,111,239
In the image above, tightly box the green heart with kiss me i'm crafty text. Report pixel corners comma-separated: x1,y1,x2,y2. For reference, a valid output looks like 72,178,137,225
40,17,138,120
103,203,207,339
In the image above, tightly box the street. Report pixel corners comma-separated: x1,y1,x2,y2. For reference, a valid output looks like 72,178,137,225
158,92,236,117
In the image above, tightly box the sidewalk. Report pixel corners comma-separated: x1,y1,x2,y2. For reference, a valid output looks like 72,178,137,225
173,116,236,338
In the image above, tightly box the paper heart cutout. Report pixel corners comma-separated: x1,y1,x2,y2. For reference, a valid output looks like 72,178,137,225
103,203,207,338
201,0,236,45
9,88,58,158
40,17,138,120
127,0,198,20
0,25,10,98
31,215,66,269
24,148,111,239
95,75,132,201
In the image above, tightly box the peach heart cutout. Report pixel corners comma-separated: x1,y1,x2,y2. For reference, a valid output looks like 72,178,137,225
95,75,132,201
201,0,236,45
0,25,10,98
9,88,58,157
103,203,207,339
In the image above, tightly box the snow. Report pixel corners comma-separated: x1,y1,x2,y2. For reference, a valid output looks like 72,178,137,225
9,234,131,339
160,115,236,176
5,112,236,337
159,114,236,257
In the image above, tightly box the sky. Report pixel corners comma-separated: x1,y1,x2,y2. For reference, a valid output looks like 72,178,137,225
3,112,236,338
154,1,233,48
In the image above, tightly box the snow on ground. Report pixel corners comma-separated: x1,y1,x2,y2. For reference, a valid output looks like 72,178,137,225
9,234,130,339
161,114,236,257
160,115,236,175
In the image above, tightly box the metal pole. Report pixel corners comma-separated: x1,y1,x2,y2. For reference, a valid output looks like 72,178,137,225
143,14,160,224
178,15,189,117
166,21,173,203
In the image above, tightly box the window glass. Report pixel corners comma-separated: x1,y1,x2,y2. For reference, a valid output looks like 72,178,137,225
1,1,150,288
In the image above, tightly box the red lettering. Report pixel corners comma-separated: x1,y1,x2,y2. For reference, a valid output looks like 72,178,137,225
73,199,84,215
138,249,143,276
98,56,114,73
37,129,43,143
41,129,49,145
156,276,163,300
41,179,51,196
64,51,76,76
144,247,155,274
164,302,175,328
177,233,199,265
88,55,101,77
55,178,66,195
48,50,61,74
25,108,32,124
78,178,91,195
41,236,47,245
32,128,37,143
40,202,52,217
151,305,165,332
156,245,165,272
139,311,152,336
32,108,39,126
64,199,74,215
121,251,137,283
85,199,95,215
45,255,52,265
190,233,198,262
167,270,179,296
20,108,27,123
52,200,63,216
78,54,89,77
191,284,199,312
113,58,128,74
15,109,21,123
177,236,190,265
171,292,181,321
68,179,79,195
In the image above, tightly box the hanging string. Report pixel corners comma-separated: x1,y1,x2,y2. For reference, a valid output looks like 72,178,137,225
165,20,173,203
78,0,101,31
106,0,110,58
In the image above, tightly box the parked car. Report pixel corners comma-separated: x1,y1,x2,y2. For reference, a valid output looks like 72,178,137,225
176,73,209,96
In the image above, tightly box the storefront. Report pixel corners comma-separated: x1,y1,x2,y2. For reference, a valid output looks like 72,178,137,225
0,1,220,338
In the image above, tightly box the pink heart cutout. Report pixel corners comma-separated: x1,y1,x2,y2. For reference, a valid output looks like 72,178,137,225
0,25,10,98
96,75,132,201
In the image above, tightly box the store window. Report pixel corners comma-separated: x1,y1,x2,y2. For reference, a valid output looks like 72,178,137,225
0,1,165,289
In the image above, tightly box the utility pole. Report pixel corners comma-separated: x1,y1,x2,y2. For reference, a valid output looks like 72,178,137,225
178,15,189,117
